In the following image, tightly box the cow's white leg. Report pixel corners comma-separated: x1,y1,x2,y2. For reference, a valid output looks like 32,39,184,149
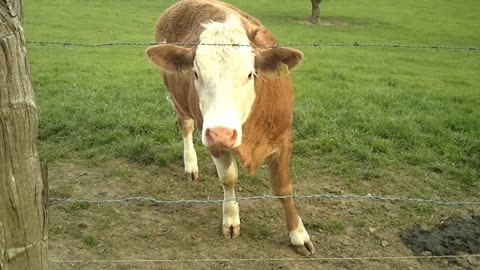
211,150,240,238
268,145,315,256
178,118,199,181
289,216,312,251
277,193,314,256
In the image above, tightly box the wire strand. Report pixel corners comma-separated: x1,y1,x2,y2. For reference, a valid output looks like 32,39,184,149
26,40,480,51
48,193,480,206
49,254,480,264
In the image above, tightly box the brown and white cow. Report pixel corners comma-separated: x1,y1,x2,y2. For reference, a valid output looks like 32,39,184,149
146,0,314,255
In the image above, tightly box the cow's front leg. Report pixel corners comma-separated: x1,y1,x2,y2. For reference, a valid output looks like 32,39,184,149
268,147,315,256
178,118,199,181
211,150,240,238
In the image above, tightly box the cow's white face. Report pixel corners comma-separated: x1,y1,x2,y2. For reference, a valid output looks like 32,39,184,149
193,17,256,149
146,16,304,150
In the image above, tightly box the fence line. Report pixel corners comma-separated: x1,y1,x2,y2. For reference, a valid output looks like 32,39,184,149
26,40,480,51
48,192,480,206
49,254,480,264
48,193,480,266
35,37,479,267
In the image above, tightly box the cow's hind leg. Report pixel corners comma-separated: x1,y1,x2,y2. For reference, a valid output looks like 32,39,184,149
211,150,240,238
268,147,315,256
178,117,199,181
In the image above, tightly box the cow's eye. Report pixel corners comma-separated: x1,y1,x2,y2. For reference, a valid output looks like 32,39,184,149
247,72,254,80
194,71,198,80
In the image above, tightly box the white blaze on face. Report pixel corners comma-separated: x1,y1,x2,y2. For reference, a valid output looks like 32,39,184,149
193,16,256,149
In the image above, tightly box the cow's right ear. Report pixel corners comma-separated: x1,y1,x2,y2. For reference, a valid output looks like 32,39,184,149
146,45,195,73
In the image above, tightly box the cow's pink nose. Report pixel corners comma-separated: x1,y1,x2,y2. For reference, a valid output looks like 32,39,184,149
205,127,237,149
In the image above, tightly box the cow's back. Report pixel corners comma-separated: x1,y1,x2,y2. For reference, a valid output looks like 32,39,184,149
155,0,276,46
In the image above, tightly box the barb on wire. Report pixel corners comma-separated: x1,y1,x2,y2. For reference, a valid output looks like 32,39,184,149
48,192,480,206
25,40,480,51
49,254,480,264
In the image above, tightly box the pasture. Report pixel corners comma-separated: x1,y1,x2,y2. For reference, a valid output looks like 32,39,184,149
25,0,479,269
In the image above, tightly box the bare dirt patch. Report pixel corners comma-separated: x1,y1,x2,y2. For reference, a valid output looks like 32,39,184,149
47,159,480,270
296,18,351,26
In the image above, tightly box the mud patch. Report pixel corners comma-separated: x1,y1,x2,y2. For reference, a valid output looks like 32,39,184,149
400,215,480,256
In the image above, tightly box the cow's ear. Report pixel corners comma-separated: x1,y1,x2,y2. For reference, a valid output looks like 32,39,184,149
255,47,303,76
146,45,195,73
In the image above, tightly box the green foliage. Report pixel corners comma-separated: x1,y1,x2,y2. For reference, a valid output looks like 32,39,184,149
67,201,90,211
243,224,272,239
305,219,347,234
82,235,98,247
26,0,480,199
320,220,346,234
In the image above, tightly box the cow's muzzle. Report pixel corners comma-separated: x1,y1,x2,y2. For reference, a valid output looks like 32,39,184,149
205,127,238,149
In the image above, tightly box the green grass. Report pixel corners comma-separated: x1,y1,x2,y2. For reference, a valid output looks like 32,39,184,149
82,235,98,247
25,0,480,198
243,224,272,240
305,219,346,234
66,201,90,211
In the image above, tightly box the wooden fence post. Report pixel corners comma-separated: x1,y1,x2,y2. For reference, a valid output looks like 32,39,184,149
0,0,49,269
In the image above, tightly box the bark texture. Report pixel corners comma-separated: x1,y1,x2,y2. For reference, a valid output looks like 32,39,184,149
310,0,321,24
0,0,48,269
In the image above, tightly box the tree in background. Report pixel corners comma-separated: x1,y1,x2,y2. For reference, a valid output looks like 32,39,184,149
310,0,322,24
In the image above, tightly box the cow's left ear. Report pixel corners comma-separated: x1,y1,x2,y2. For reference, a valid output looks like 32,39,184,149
255,47,303,75
146,44,195,73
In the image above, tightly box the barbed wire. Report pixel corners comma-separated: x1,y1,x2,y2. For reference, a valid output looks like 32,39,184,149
48,192,480,206
49,254,480,264
48,193,480,266
26,40,480,51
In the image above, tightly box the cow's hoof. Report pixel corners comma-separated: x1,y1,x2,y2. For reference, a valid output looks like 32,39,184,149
292,241,315,256
223,225,240,239
190,171,199,181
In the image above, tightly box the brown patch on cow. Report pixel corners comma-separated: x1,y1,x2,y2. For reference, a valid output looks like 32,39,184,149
146,45,195,73
236,74,294,174
154,0,277,46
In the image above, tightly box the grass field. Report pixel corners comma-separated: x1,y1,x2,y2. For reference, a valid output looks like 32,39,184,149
27,0,480,196
25,0,479,268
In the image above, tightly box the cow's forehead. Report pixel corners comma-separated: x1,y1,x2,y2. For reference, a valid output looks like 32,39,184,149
195,46,254,66
195,15,254,69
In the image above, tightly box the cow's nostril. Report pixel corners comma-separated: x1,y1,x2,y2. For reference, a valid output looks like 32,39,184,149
205,128,213,142
229,129,237,145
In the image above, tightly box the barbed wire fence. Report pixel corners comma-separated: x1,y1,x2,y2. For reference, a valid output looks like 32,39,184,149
33,38,479,265
48,192,480,206
51,254,480,264
26,40,480,51
49,192,480,265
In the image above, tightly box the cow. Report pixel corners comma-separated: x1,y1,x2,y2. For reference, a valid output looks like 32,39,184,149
146,0,314,255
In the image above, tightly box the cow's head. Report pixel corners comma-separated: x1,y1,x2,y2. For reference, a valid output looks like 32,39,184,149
146,16,303,150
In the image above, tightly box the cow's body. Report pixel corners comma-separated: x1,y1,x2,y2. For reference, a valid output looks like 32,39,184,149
147,0,314,255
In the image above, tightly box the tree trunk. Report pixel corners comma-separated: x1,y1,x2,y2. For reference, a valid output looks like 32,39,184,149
0,0,49,269
310,0,321,24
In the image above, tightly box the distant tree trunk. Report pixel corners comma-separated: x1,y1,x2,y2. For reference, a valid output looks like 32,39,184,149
310,0,322,24
0,0,49,269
